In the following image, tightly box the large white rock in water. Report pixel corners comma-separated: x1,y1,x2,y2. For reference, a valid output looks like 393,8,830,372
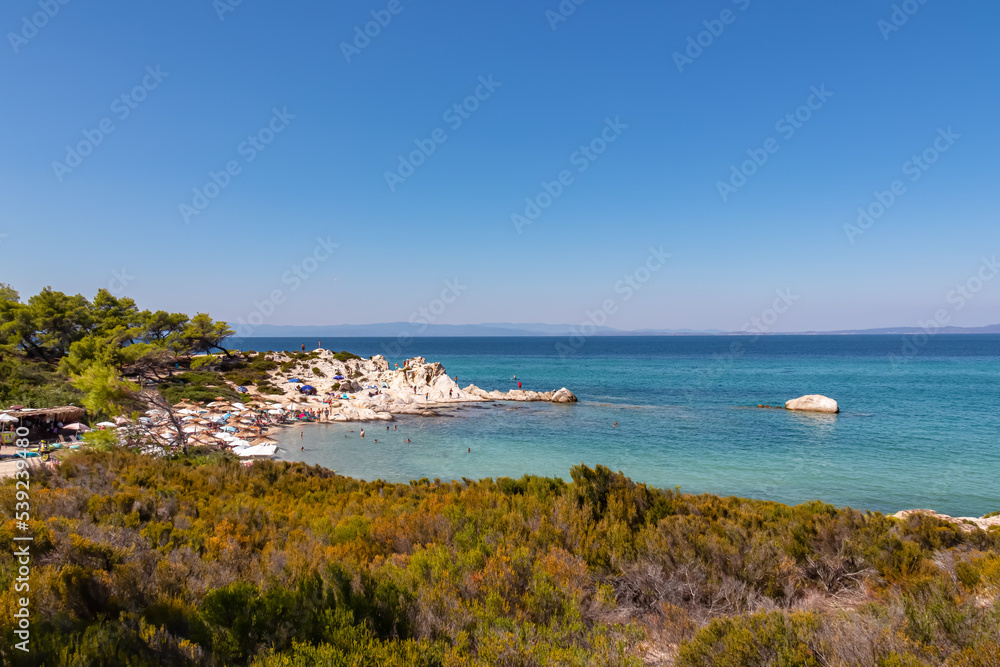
550,388,578,404
785,394,839,413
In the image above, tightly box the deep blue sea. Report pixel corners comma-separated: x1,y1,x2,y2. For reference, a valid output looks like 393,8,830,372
240,336,1000,516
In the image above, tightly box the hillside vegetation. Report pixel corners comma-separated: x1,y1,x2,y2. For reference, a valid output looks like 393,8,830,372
2,452,999,665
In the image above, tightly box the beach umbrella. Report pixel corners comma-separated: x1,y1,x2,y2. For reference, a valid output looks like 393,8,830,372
251,436,279,445
0,414,19,423
63,423,91,432
95,421,117,428
114,416,132,425
267,409,283,415
333,375,344,380
231,403,246,410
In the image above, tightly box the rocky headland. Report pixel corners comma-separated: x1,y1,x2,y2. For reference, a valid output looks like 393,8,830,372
248,350,576,422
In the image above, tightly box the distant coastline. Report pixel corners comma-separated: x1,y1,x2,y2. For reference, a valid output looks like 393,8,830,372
238,322,1000,338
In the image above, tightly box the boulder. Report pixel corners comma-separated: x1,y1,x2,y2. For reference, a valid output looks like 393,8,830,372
550,388,578,403
785,395,839,413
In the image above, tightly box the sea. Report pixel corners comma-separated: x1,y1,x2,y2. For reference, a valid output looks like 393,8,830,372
239,335,1000,517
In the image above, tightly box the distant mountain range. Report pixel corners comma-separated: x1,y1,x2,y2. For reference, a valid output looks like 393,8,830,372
240,322,1000,338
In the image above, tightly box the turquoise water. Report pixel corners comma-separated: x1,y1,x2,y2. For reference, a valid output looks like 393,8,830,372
243,336,1000,516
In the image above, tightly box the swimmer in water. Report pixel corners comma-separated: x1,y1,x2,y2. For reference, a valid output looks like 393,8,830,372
360,430,365,438
301,446,304,451
467,448,471,453
613,421,618,427
406,438,410,443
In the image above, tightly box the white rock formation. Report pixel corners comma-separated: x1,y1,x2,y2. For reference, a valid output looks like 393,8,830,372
254,351,577,422
892,509,1000,532
784,394,839,413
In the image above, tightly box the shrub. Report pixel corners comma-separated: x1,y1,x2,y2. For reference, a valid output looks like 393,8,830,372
676,611,826,667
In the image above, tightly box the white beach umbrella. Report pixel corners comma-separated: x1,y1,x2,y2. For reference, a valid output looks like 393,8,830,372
94,421,117,428
0,414,19,423
63,423,90,432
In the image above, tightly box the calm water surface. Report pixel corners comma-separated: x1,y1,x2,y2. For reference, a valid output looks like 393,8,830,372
240,336,1000,516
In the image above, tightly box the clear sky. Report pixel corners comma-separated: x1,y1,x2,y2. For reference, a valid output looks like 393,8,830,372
2,0,998,332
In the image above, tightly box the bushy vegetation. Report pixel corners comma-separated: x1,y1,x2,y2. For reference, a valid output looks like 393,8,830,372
2,453,998,666
0,285,235,416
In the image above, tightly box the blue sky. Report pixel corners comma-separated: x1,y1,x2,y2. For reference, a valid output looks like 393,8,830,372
1,0,998,332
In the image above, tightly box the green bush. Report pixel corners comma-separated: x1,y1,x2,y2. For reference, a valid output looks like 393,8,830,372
677,611,825,667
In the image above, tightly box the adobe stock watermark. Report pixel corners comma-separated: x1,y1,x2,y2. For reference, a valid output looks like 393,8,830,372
877,0,931,41
699,289,800,377
672,0,752,73
381,279,468,358
7,0,71,54
511,117,628,234
545,0,588,31
179,107,295,224
213,0,246,21
340,0,413,63
230,236,340,341
716,85,833,202
385,75,501,192
108,268,135,295
889,255,998,368
51,66,169,183
843,126,959,244
556,246,670,358
680,287,801,409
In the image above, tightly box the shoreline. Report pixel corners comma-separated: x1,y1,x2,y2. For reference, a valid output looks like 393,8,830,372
243,350,577,423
